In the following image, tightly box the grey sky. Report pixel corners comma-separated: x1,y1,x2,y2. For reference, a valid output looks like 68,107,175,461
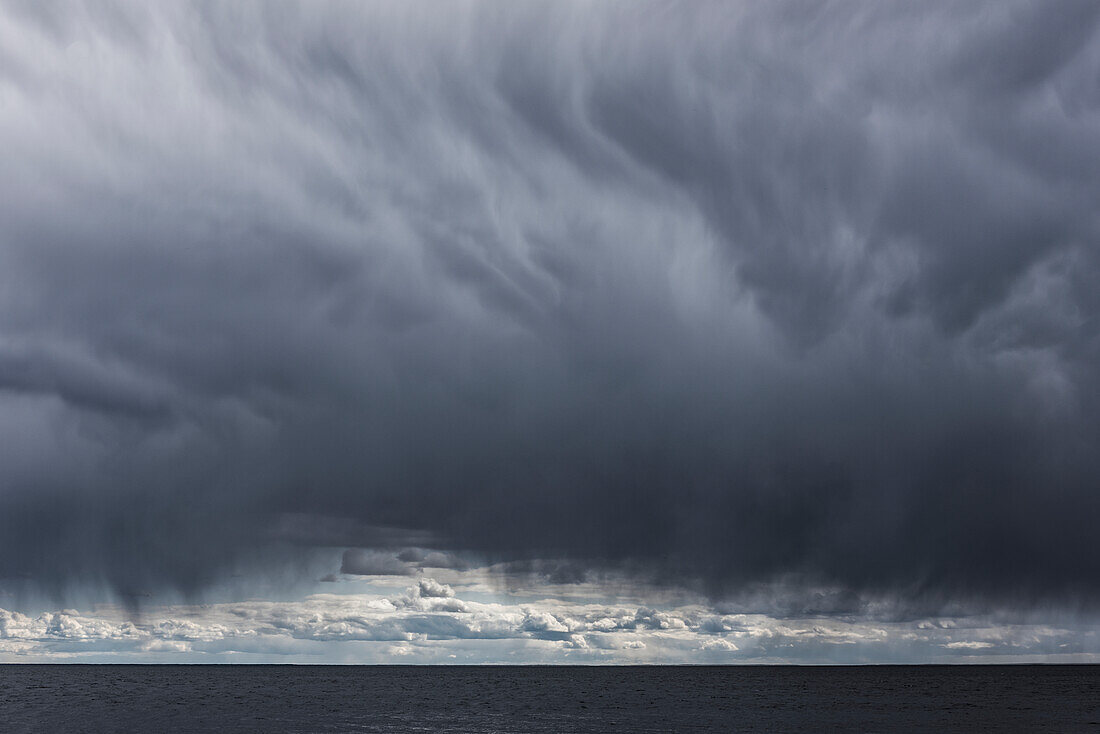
1,1,1099,660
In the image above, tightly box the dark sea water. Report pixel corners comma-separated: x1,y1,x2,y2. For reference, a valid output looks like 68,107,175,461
2,665,1098,733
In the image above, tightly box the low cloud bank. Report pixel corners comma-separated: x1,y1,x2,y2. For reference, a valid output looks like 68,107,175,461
3,578,1096,664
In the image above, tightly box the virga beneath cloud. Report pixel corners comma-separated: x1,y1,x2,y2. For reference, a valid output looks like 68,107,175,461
0,1,1098,620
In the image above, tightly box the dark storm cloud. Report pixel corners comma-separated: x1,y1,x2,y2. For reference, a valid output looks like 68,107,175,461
1,1,1099,608
339,550,411,577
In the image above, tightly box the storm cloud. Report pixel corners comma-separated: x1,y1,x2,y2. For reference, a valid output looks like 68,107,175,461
1,1,1099,610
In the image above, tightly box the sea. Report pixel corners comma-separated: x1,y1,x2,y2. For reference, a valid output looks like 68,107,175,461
2,664,1098,732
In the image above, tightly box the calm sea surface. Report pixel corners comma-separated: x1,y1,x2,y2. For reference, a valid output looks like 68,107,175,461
2,664,1098,733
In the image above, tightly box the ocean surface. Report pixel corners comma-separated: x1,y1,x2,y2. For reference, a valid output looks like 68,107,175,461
2,664,1098,733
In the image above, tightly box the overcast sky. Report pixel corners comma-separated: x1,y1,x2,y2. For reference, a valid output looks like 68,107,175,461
1,1,1099,663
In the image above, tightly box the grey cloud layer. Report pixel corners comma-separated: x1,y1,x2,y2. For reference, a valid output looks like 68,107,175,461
1,1,1099,606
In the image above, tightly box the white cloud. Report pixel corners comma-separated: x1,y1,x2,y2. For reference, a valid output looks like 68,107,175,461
701,638,739,652
416,579,455,599
944,641,995,650
3,576,1098,664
